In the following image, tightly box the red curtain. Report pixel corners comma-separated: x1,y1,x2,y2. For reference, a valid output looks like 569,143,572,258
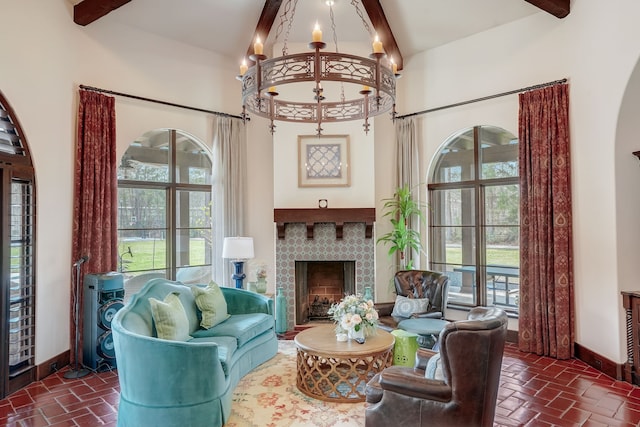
70,90,118,364
518,83,574,359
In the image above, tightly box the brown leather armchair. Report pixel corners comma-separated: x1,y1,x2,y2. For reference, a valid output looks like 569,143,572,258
365,306,508,427
376,270,449,330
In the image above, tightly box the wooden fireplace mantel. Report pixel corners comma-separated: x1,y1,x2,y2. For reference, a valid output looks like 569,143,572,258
274,208,375,240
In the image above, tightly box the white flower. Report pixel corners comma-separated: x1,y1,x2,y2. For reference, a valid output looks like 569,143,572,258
328,292,379,337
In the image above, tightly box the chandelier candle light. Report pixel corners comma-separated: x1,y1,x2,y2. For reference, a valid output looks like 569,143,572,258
238,0,399,136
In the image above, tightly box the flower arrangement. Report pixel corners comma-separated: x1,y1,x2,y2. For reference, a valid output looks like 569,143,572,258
247,259,267,282
328,293,379,338
256,265,267,280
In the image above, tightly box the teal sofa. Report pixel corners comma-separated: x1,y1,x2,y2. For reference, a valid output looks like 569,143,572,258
112,278,278,427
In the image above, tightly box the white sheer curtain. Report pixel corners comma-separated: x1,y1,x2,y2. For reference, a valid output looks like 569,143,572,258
395,117,423,268
212,116,247,286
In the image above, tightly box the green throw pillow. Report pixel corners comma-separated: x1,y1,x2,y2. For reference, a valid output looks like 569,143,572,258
148,292,192,341
391,295,430,318
191,281,230,329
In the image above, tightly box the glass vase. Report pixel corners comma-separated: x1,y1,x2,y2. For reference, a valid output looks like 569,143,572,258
363,286,373,302
256,278,267,294
348,327,365,342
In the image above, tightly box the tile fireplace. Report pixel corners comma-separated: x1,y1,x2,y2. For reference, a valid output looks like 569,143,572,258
274,208,375,331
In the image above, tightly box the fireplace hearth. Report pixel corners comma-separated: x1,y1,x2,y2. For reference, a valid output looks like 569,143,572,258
295,260,355,324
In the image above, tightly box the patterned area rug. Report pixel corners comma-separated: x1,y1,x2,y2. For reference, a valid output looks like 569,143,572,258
226,340,365,427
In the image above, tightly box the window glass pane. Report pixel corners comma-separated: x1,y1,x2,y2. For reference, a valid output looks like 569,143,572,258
10,181,35,291
176,190,211,228
431,188,475,226
484,183,520,309
117,233,167,273
430,226,476,266
484,265,519,308
439,263,477,307
485,227,519,267
8,180,36,372
485,184,519,227
176,138,211,184
118,188,166,230
479,126,518,179
431,128,475,183
485,184,519,268
117,130,170,182
175,229,212,268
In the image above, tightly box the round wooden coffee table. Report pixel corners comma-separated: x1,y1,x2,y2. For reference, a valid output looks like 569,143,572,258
294,324,394,402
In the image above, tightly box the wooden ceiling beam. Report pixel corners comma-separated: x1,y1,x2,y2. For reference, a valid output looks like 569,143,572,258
73,0,132,26
524,0,570,18
245,0,283,64
361,0,403,70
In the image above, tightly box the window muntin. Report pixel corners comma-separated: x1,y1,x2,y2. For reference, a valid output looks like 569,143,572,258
429,126,519,313
117,129,212,288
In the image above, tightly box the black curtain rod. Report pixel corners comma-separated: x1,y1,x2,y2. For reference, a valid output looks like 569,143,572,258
396,78,568,120
79,84,244,120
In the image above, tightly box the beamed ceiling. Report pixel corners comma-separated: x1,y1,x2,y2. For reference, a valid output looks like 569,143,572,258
71,0,569,71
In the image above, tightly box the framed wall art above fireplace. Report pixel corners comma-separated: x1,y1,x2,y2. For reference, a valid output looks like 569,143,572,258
298,135,350,188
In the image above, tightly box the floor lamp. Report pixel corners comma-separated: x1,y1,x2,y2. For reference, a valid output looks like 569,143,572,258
64,255,90,379
222,237,254,289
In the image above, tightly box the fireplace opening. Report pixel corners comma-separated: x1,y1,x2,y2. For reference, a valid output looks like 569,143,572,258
295,260,355,325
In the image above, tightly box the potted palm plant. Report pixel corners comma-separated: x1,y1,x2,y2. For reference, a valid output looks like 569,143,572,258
377,184,426,270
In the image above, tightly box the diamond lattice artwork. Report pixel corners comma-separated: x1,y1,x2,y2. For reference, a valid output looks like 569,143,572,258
306,144,342,179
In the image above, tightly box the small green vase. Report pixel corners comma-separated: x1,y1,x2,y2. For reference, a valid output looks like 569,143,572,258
256,278,267,294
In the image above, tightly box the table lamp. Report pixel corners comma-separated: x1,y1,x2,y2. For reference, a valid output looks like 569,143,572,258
222,237,254,289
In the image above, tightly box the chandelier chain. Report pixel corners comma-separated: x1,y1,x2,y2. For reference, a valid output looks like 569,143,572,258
329,4,339,53
350,0,373,37
274,0,299,56
328,3,346,104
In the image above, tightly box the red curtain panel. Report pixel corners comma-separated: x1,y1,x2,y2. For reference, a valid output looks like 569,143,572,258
518,83,574,359
70,90,118,364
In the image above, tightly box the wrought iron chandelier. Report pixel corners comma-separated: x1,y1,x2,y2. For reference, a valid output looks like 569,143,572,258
238,0,399,136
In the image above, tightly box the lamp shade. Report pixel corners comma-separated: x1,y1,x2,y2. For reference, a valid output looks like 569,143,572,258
222,237,254,260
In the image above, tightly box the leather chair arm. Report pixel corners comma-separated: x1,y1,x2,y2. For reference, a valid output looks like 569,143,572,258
378,366,452,402
374,302,395,316
415,348,437,371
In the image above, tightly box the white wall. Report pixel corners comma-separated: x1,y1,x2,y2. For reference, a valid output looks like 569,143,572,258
270,41,377,209
0,0,241,365
615,57,640,347
273,120,375,208
398,1,640,363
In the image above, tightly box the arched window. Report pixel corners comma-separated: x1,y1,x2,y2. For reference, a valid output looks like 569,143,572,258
429,125,520,314
0,91,36,398
117,129,212,296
